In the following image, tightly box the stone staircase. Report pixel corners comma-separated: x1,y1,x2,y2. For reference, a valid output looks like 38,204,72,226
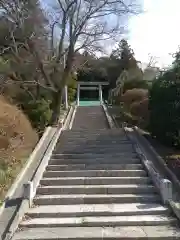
72,106,109,130
13,129,180,239
12,106,180,239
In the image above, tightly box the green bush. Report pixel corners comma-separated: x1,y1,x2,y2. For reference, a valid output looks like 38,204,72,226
67,74,77,103
21,98,52,134
149,71,180,147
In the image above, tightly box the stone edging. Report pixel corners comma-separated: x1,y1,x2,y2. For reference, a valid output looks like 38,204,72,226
0,127,53,219
69,105,77,129
133,126,180,191
102,104,116,129
3,105,75,240
124,126,180,222
123,127,172,205
105,107,180,222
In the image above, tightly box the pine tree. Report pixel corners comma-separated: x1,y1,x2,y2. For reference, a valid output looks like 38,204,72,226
111,39,137,70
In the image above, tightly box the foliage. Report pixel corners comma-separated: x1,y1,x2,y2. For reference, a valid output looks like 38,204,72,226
20,97,52,134
123,79,149,92
120,88,149,129
121,88,148,108
149,74,180,146
0,0,53,130
77,68,108,83
108,39,142,89
67,74,77,103
111,39,136,70
130,98,149,125
149,48,180,146
0,0,140,125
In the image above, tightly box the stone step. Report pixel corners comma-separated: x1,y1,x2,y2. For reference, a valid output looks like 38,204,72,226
61,132,126,137
58,140,130,145
58,148,134,154
56,147,134,154
46,164,143,171
56,145,133,151
61,129,125,133
60,130,126,134
40,176,151,186
20,215,176,228
27,203,169,218
60,133,127,137
62,128,124,133
58,138,128,142
43,170,147,178
57,138,130,143
34,194,160,205
59,137,129,142
49,158,140,165
12,225,180,239
51,153,137,159
36,184,156,195
57,140,130,145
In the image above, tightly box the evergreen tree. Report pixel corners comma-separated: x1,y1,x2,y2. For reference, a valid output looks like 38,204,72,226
108,39,142,89
111,39,137,70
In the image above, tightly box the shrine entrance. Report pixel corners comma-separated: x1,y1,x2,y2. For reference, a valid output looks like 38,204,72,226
76,81,108,106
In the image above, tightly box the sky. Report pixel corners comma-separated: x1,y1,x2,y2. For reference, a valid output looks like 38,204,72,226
42,0,180,69
128,0,180,68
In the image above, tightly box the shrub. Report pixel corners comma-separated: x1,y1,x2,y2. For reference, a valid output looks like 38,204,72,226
21,98,52,134
149,75,180,146
121,88,148,108
67,74,77,103
130,98,149,127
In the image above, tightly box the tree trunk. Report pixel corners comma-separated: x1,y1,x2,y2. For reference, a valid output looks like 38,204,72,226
49,45,74,126
49,88,63,126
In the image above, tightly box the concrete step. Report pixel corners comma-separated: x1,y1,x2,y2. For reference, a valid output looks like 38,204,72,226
60,129,126,134
34,194,160,205
60,130,127,134
60,135,128,139
57,140,130,145
43,170,147,178
62,128,124,133
20,215,177,228
61,132,127,137
51,153,138,159
40,176,151,186
56,145,134,151
12,225,180,239
49,158,140,165
37,184,156,195
27,203,170,218
46,164,143,171
56,141,132,146
66,137,128,141
58,140,130,145
59,137,129,143
58,148,134,154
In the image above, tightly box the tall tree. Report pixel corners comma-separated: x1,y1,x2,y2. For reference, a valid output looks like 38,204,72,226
0,0,140,124
111,39,136,70
106,39,142,89
0,0,49,99
44,0,140,123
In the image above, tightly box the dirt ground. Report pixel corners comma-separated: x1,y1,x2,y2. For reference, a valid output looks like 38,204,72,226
0,96,38,201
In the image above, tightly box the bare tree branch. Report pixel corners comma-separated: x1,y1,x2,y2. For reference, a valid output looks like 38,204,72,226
27,39,57,92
